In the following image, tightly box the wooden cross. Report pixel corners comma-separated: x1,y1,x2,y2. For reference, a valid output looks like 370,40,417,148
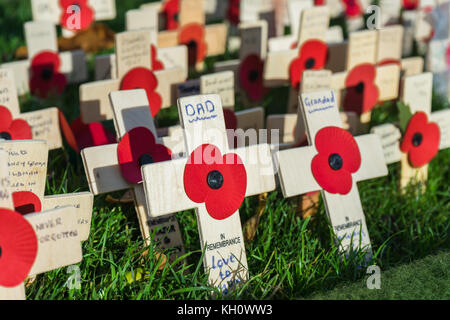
371,72,450,190
0,68,73,151
141,94,276,293
80,29,186,124
81,89,185,261
275,90,388,254
156,0,227,71
0,139,94,242
0,21,87,96
0,148,83,300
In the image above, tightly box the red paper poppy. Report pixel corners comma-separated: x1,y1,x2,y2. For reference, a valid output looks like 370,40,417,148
12,191,42,215
30,51,67,99
227,0,240,25
70,117,116,151
343,63,379,115
184,144,247,220
223,109,238,130
402,0,420,10
179,23,208,66
120,67,163,117
240,54,267,101
58,110,79,153
118,127,172,184
0,106,32,141
151,45,164,71
289,40,328,89
343,0,362,17
60,0,94,31
400,112,440,168
311,126,361,195
315,0,325,5
0,208,38,288
163,0,179,30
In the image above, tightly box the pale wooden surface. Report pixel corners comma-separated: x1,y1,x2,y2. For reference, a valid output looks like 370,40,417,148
0,68,20,116
370,123,403,165
80,79,120,123
287,0,313,39
297,6,329,47
239,20,268,60
236,107,265,131
180,0,205,27
126,8,159,37
21,107,63,150
204,24,228,56
0,60,31,95
430,109,450,150
27,206,82,276
200,71,235,109
377,25,403,63
263,49,298,86
401,73,433,114
24,21,57,58
115,30,153,79
401,57,424,77
347,30,378,70
0,140,48,202
0,285,26,301
43,192,94,242
375,64,401,102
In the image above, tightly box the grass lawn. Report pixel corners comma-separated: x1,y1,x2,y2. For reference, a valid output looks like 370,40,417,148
0,0,449,300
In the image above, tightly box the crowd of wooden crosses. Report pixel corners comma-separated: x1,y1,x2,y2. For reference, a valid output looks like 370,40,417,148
0,0,449,299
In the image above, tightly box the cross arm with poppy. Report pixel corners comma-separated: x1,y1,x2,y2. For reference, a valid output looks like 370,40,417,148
141,94,276,293
371,72,450,190
275,90,388,255
81,89,185,260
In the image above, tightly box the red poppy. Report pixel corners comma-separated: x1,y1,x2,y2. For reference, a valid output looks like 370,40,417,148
184,144,247,220
315,0,325,5
12,191,42,215
311,126,361,195
343,63,379,115
400,112,440,168
179,23,208,66
224,109,238,130
343,0,362,17
151,45,164,71
240,54,267,101
402,0,420,10
446,45,450,68
30,51,67,99
60,0,94,31
227,0,240,25
0,208,38,288
70,117,116,151
118,127,172,184
120,67,163,117
289,40,328,89
0,106,32,141
377,59,401,67
162,0,179,30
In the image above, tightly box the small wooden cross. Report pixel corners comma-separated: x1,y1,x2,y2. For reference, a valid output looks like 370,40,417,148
80,29,186,123
371,72,450,190
141,94,276,293
0,139,94,242
81,89,185,261
0,149,83,300
275,90,388,254
0,21,88,96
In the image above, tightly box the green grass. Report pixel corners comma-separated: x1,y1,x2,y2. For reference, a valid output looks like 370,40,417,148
0,0,448,300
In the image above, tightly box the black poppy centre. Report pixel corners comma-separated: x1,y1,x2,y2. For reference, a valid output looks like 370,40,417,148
0,131,12,140
41,67,54,81
207,170,224,190
328,153,343,171
355,82,365,94
305,58,316,70
139,154,155,167
248,69,260,83
15,203,37,215
412,132,423,147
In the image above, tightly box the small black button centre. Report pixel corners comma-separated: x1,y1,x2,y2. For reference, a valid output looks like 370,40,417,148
355,82,365,94
305,58,316,69
139,154,155,167
207,170,224,190
249,70,259,83
41,68,53,81
0,246,2,258
329,153,343,171
0,132,11,140
412,132,423,147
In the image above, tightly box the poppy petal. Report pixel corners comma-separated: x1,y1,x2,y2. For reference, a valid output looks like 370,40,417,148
59,111,80,153
311,153,354,195
151,45,164,71
240,54,266,101
0,209,38,288
223,109,238,130
9,119,32,140
179,23,208,65
60,0,94,31
0,106,13,132
12,191,42,215
344,64,379,115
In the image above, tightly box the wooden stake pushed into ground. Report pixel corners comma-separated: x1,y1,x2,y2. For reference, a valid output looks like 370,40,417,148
141,94,276,294
275,90,388,255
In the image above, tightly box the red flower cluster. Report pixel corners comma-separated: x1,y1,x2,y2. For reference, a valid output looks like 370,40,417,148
0,106,32,141
311,127,361,195
30,51,67,99
184,144,247,220
12,191,42,215
227,0,240,25
120,67,163,117
240,54,267,101
402,0,420,10
343,64,379,115
343,0,362,18
179,24,208,66
0,208,38,288
151,45,164,71
163,0,179,30
60,0,94,31
118,127,172,184
289,40,328,89
70,117,116,151
400,112,440,168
